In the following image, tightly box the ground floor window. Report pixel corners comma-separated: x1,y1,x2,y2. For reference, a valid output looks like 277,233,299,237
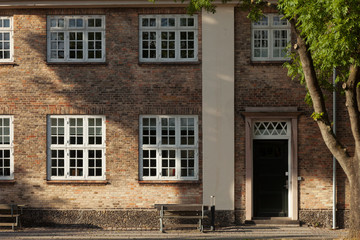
47,115,106,180
139,115,198,180
0,116,13,179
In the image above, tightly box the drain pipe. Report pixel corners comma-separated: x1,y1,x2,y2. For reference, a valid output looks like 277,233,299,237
332,68,337,229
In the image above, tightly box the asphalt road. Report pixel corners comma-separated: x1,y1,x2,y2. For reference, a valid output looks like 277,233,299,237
0,225,348,240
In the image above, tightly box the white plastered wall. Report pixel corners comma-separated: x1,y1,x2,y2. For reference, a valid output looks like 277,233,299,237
202,6,235,210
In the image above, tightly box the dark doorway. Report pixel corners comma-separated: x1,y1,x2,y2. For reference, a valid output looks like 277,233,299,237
253,140,288,217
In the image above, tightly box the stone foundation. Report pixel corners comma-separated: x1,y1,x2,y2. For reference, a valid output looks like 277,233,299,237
299,210,350,228
20,209,350,229
22,209,159,229
21,209,237,229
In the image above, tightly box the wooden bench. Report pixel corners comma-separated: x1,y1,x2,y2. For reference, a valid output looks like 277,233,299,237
0,204,24,230
154,204,215,232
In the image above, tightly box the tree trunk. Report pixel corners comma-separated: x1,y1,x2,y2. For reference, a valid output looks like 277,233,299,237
349,168,360,239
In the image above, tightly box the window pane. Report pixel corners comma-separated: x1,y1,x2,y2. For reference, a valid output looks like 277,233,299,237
142,117,156,145
51,149,65,176
161,150,176,177
69,118,83,145
142,149,157,177
95,19,102,27
69,19,76,27
254,16,268,26
88,150,102,177
161,118,175,145
181,150,195,177
3,19,9,28
69,150,83,176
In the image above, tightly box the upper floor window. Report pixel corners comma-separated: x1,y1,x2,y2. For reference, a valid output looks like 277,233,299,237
47,115,106,180
0,17,13,62
139,15,198,62
0,116,13,180
139,115,198,181
252,14,291,61
47,16,105,63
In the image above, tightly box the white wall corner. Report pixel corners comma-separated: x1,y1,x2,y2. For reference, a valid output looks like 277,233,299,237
202,6,235,210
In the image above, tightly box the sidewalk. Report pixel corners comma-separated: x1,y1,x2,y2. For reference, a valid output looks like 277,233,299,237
0,225,348,240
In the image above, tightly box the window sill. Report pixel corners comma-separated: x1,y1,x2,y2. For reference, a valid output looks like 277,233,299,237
0,180,15,184
139,180,200,184
46,62,108,66
46,180,109,185
138,61,201,66
0,62,18,66
250,60,290,66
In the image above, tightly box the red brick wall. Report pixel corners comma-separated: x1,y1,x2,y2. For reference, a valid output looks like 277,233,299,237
0,7,203,209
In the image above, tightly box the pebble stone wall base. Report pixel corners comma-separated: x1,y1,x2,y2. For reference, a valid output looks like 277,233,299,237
299,210,350,229
21,209,237,230
20,209,349,229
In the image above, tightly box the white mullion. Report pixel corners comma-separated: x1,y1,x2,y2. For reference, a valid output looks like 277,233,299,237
194,117,198,148
101,30,106,61
175,117,179,178
9,29,13,61
10,147,14,179
84,147,88,179
194,30,198,59
157,17,161,60
195,149,199,178
175,148,180,179
65,148,69,178
158,146,162,179
157,116,162,179
84,29,88,61
84,116,88,178
269,28,273,59
102,116,106,147
102,148,106,180
157,29,161,60
65,117,70,178
84,116,88,147
64,31,69,61
175,29,180,61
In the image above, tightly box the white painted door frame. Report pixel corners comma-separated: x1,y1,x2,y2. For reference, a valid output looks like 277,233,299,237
243,111,300,220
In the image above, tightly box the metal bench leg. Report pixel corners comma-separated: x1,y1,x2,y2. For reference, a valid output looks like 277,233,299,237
160,206,164,233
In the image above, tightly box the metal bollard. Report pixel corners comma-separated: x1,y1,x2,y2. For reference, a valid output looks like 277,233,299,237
210,196,215,231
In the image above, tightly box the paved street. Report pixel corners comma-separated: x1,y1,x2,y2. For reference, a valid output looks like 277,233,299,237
0,225,348,240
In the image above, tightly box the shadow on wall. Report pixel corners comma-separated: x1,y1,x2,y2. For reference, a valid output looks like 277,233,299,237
0,9,204,225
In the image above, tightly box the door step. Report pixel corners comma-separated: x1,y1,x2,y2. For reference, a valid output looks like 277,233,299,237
245,217,300,226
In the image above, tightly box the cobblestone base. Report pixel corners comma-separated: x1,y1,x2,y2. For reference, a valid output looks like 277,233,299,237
22,209,349,229
21,209,237,229
21,209,159,229
299,209,349,228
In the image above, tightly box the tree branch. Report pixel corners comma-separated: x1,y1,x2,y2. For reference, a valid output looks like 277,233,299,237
344,65,360,158
290,19,352,175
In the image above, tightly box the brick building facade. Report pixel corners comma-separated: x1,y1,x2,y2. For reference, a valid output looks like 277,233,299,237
0,0,350,229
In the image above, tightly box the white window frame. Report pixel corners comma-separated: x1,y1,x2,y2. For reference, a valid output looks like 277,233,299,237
139,15,198,62
0,116,14,180
0,17,13,62
47,15,106,63
251,14,291,61
47,115,106,180
139,115,199,181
